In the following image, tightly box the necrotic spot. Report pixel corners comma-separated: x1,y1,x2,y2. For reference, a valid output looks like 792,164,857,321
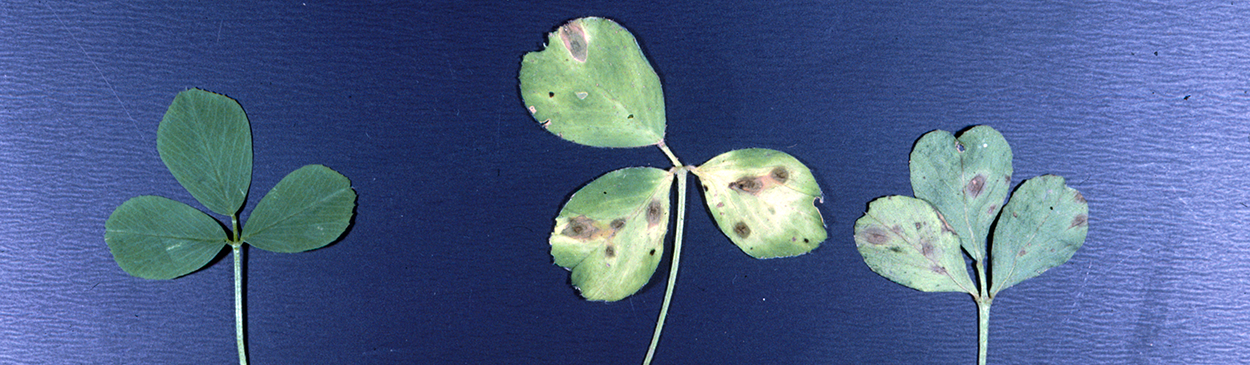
1070,214,1088,229
562,216,599,239
646,201,664,226
771,167,789,183
610,219,626,230
729,177,763,194
605,245,616,258
1074,192,1087,204
966,175,986,198
733,222,751,238
861,227,889,245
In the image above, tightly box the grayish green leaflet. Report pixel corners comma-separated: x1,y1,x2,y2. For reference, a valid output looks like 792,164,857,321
693,148,826,258
519,17,665,148
853,125,1089,365
853,196,975,293
157,88,253,217
104,88,356,365
550,167,673,301
105,195,227,280
989,175,1089,295
910,126,1012,262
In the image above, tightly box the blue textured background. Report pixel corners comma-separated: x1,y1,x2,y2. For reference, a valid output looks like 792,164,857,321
3,1,1249,363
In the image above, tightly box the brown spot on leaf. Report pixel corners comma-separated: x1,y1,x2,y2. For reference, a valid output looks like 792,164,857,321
646,200,664,227
610,219,626,230
1018,249,1028,257
920,241,937,259
1070,214,1088,229
914,222,922,230
1074,192,1087,204
605,245,616,258
562,216,599,240
966,175,986,198
733,222,751,238
861,227,890,245
649,249,656,256
729,177,763,194
890,225,904,234
559,20,588,63
987,204,998,215
930,265,948,275
770,167,789,184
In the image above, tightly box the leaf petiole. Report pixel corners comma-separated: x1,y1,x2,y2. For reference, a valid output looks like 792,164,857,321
643,166,687,365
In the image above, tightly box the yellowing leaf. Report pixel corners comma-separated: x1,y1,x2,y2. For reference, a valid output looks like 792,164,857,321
550,167,673,301
693,148,825,258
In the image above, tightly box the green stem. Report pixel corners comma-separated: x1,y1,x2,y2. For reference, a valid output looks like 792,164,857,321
976,295,992,365
643,167,687,365
657,141,682,167
233,243,247,365
231,214,248,365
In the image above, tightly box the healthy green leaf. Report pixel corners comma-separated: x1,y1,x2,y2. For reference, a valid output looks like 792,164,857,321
853,195,977,293
157,89,253,217
550,167,673,301
105,195,227,280
910,126,1012,262
989,175,1089,295
242,164,357,253
519,17,666,148
692,148,825,258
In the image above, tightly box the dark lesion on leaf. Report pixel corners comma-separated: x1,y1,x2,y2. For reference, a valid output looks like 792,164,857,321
562,216,600,240
610,219,626,230
1074,191,1087,204
733,221,751,238
966,174,986,199
930,265,948,275
605,244,616,258
558,20,589,63
729,177,763,194
860,227,890,245
1070,214,1088,229
646,200,664,227
770,167,789,184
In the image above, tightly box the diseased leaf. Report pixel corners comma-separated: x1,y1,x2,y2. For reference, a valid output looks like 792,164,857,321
910,126,1012,262
519,17,665,148
693,148,825,258
853,196,976,294
242,165,357,253
157,89,253,217
550,167,673,301
105,195,227,280
989,175,1089,295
